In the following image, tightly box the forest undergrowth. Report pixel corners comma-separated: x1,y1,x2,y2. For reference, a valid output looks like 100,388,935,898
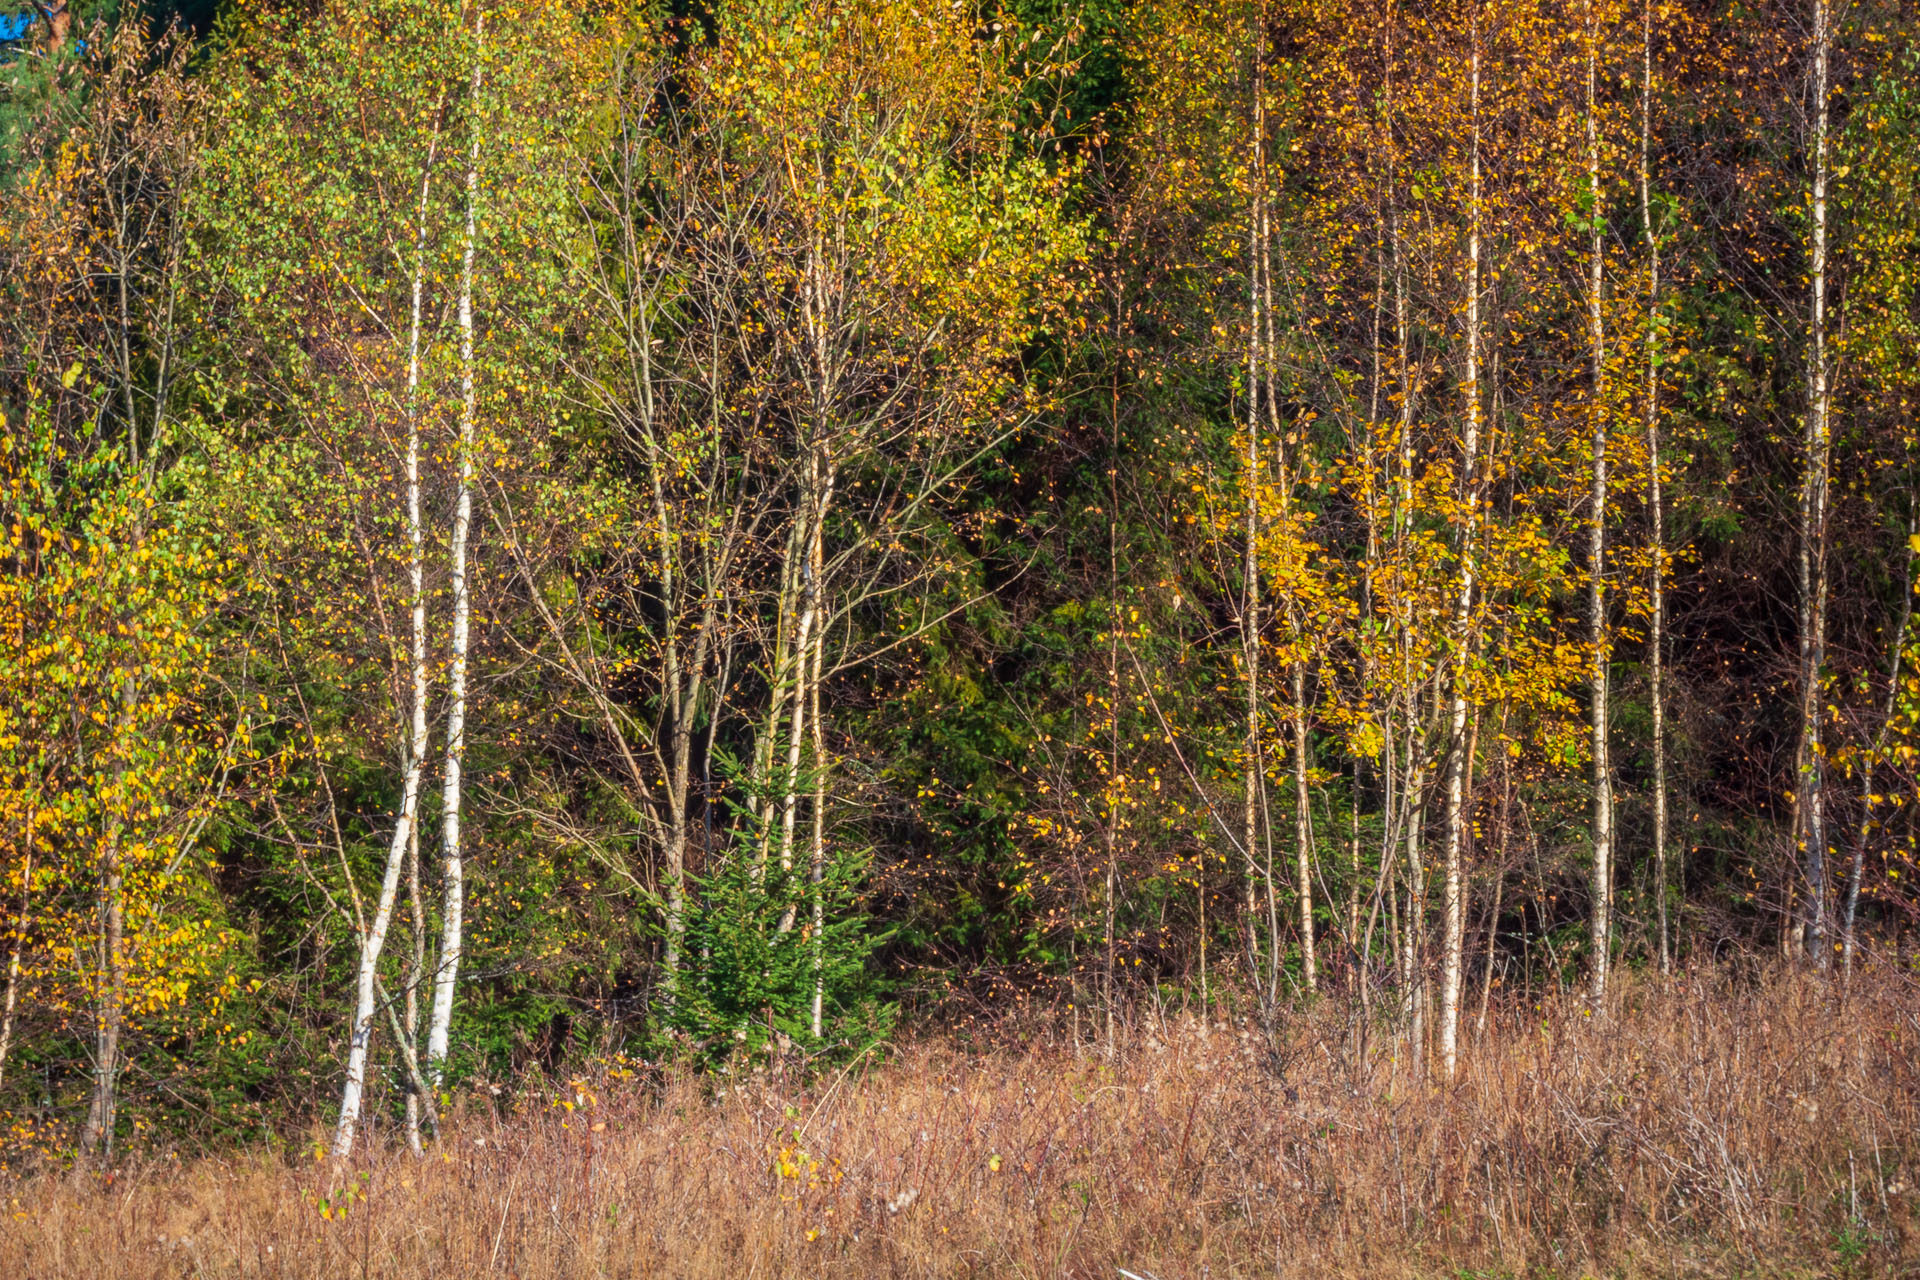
3,966,1916,1279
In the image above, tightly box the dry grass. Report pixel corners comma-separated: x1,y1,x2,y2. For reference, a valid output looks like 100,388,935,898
5,966,1920,1278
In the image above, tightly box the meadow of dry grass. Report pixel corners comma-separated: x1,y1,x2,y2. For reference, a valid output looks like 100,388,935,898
4,966,1918,1278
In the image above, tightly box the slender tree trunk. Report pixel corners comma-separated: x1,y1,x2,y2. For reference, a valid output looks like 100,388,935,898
1389,205,1424,1039
332,763,424,1157
332,102,444,1158
1348,764,1362,967
0,620,32,1093
1291,658,1317,992
1103,587,1117,1048
427,18,486,1080
777,481,824,902
1585,8,1615,1002
776,467,829,937
778,529,817,884
807,551,827,1038
1404,687,1430,1072
752,525,802,868
633,237,697,991
0,843,27,1094
402,833,426,1153
1846,514,1915,976
1478,730,1511,1033
1374,9,1412,1040
1639,0,1671,975
82,845,124,1158
1254,111,1296,1012
1105,359,1123,1054
1797,0,1833,967
1350,216,1386,983
1439,6,1484,1083
1241,39,1269,1003
81,709,130,1161
399,100,443,1151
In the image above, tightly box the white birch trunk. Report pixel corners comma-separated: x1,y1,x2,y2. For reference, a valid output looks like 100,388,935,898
807,531,827,1035
1585,11,1615,1002
1639,0,1671,975
1292,658,1317,992
1797,0,1832,966
427,16,485,1080
333,765,428,1157
777,468,831,937
330,105,443,1159
1439,10,1484,1083
777,491,820,891
1241,42,1269,1000
0,694,31,1094
0,841,26,1093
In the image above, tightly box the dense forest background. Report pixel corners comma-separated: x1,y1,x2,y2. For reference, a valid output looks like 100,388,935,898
2,0,1918,1161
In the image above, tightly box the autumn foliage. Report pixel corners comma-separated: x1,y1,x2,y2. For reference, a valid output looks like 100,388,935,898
3,0,1920,1271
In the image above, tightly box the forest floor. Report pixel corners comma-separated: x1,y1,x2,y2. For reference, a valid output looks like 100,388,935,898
3,967,1918,1278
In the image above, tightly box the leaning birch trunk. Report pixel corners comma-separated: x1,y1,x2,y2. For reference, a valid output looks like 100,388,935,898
331,104,444,1160
1438,9,1484,1084
427,17,485,1082
332,765,427,1157
1638,0,1671,974
1796,0,1833,966
1584,10,1615,1002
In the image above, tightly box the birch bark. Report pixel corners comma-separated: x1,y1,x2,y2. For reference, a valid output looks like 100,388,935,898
427,14,486,1080
1241,40,1269,1002
1638,0,1671,975
1585,5,1615,1003
1796,0,1833,966
330,96,444,1161
1438,5,1485,1083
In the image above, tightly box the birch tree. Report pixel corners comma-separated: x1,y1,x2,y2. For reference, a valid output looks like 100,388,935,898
424,7,486,1093
1582,0,1615,1002
1795,0,1833,966
1437,0,1487,1082
1637,0,1671,975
